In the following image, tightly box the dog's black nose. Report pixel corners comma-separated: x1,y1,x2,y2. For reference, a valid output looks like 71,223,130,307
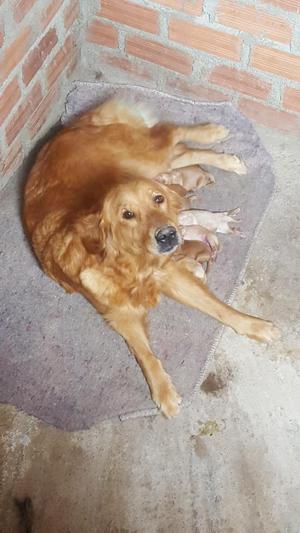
155,225,178,252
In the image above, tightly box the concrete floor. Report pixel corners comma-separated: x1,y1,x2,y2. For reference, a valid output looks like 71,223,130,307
0,124,300,533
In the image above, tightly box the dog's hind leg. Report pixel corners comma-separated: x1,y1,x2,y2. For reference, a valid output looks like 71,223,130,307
173,124,230,145
167,123,246,175
171,147,247,175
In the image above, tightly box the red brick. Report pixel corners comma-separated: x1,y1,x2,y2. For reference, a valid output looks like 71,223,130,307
47,35,76,87
101,52,153,80
100,0,158,34
0,77,21,125
41,0,64,29
6,82,43,145
251,46,300,83
87,19,118,48
169,17,241,61
126,35,192,75
217,0,292,44
64,0,80,30
166,77,229,101
151,0,203,15
283,87,300,114
13,0,36,22
22,28,58,85
209,65,271,100
239,98,300,132
0,27,32,83
1,140,23,179
66,51,79,78
261,0,300,12
29,87,58,138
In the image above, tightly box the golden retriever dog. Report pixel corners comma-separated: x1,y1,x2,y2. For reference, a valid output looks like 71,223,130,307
23,100,281,417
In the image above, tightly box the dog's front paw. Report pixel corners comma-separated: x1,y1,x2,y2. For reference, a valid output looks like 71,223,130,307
152,378,182,418
241,318,281,344
251,321,281,344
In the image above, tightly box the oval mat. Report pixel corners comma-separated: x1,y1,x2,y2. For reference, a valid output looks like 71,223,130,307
0,83,274,430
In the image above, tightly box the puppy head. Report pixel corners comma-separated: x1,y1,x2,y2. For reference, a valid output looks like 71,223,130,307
100,178,183,256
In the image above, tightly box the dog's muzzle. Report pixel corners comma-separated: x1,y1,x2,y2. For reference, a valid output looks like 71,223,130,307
155,225,179,253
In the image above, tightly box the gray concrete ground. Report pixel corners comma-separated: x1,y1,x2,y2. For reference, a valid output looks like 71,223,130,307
0,124,300,533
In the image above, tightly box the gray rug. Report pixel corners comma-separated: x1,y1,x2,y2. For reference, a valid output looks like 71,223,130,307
0,82,274,430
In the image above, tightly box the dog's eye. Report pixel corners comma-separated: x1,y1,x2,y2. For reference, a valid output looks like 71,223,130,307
153,194,164,204
122,210,135,220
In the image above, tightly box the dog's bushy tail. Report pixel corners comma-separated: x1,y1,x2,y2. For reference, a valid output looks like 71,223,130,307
88,98,159,128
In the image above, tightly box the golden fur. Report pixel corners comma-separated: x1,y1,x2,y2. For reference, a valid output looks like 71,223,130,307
24,100,281,417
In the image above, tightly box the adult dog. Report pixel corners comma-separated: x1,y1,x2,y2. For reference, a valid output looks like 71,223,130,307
23,100,280,418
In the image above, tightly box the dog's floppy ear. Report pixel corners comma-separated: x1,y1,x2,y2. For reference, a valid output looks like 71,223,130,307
98,214,109,249
98,211,120,257
74,212,104,255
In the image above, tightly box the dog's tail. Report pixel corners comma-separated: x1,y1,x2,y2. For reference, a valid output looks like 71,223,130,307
87,98,159,128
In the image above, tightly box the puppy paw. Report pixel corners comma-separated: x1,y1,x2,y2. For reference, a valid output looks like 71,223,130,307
195,170,215,188
152,379,182,418
183,256,208,281
206,207,243,235
193,263,207,281
227,155,247,175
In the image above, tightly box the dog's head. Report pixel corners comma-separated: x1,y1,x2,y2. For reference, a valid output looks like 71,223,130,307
100,178,184,257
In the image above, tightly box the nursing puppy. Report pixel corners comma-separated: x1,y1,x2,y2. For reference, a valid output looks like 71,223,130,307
24,100,281,417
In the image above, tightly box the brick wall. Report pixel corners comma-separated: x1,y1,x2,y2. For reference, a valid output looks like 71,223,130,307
1,0,300,191
83,0,300,132
0,0,81,190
